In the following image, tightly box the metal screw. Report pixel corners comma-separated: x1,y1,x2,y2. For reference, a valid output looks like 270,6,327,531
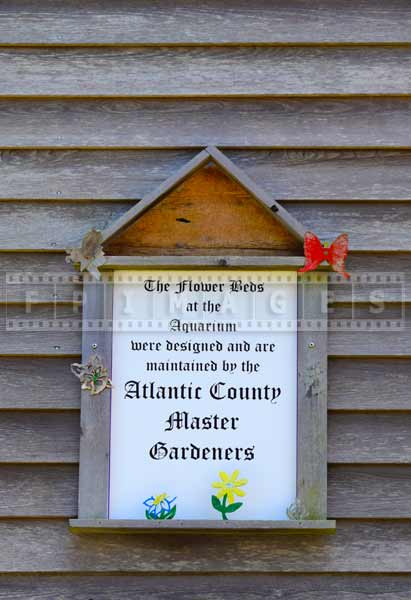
308,341,316,349
91,343,98,350
54,345,61,350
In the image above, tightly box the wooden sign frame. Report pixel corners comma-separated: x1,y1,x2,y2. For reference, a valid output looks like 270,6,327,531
69,147,335,534
69,260,334,534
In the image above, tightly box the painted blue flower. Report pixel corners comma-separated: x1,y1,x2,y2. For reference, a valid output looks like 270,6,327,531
143,493,177,520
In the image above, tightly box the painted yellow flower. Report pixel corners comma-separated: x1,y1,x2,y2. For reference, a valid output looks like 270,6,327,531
152,493,167,506
212,470,248,505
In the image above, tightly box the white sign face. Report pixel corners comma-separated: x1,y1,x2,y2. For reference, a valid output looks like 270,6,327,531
109,270,297,521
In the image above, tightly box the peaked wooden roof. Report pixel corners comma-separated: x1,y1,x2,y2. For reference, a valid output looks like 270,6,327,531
101,146,306,246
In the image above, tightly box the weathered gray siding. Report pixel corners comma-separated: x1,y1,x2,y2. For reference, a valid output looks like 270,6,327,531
0,1,410,597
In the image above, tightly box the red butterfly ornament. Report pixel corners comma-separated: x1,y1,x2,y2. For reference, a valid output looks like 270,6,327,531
299,232,350,279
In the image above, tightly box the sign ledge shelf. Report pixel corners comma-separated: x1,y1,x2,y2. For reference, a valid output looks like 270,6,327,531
69,519,336,535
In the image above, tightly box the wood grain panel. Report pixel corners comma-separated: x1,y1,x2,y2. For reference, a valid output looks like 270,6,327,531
0,574,410,599
0,412,79,463
329,358,411,410
3,98,411,149
0,201,134,251
1,0,411,45
1,411,409,465
3,149,411,201
346,253,411,276
328,466,411,518
328,329,411,357
0,520,409,571
328,414,411,464
0,47,410,97
3,464,411,518
0,304,81,356
331,253,411,303
0,149,193,200
286,202,411,251
0,329,80,356
228,150,411,201
0,358,80,409
0,465,77,517
0,201,410,251
319,302,405,325
0,0,410,585
77,280,113,519
0,253,80,304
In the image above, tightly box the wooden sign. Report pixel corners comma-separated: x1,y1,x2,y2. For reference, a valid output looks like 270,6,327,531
70,147,334,533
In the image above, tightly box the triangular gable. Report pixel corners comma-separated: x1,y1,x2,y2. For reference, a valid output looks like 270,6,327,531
102,146,305,255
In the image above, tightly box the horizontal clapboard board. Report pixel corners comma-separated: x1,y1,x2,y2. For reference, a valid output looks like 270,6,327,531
0,520,409,572
1,99,411,149
0,0,410,45
0,149,410,201
0,47,410,97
